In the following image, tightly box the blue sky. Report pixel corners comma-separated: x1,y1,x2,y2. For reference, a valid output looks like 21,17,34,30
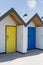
0,0,43,22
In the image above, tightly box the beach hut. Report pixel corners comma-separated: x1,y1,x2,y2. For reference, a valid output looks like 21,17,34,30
36,27,43,49
0,8,27,53
0,8,42,54
26,14,43,50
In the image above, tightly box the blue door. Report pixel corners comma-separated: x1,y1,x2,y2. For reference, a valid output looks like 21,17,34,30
28,27,35,50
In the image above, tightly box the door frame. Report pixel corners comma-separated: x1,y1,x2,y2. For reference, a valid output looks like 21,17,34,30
28,27,36,50
5,25,17,53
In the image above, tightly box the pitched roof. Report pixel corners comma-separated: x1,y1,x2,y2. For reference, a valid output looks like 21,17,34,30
26,13,43,27
0,8,26,26
0,8,43,26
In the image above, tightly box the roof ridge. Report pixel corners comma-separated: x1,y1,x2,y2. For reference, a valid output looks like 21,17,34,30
0,8,42,26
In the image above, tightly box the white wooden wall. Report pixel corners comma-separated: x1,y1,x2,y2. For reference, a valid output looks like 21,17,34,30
17,25,27,53
36,27,43,49
17,26,23,53
23,26,27,53
27,22,35,27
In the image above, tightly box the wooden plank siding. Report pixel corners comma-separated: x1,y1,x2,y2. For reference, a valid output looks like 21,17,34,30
9,13,23,25
32,17,43,27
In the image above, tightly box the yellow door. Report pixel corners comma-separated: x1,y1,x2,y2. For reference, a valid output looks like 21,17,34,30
6,26,16,53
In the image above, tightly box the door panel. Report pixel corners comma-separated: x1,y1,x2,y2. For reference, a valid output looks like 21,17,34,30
28,27,35,50
6,26,16,53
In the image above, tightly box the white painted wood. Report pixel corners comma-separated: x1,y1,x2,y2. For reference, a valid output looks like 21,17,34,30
36,27,43,49
23,26,27,53
17,26,23,53
17,25,27,53
0,15,16,53
27,22,35,27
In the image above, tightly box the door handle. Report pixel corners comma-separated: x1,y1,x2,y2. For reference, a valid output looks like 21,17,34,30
6,35,9,40
7,35,9,38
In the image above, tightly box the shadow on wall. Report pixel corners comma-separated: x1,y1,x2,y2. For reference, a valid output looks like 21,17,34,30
0,49,43,62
